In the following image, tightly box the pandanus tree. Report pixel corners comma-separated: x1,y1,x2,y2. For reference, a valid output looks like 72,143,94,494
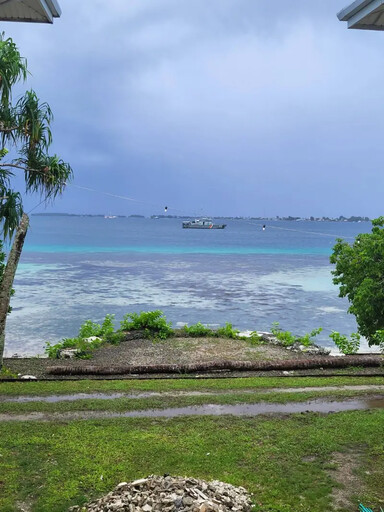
0,34,72,368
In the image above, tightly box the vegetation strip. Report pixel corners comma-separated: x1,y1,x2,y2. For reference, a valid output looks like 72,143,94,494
1,384,384,404
0,375,383,396
48,355,383,375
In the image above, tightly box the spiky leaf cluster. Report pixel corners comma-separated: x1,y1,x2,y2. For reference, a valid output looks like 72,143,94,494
0,33,72,239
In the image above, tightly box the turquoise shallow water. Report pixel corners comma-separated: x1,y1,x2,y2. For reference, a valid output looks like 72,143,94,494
24,244,331,255
4,217,373,356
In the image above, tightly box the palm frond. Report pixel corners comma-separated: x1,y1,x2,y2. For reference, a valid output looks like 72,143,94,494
21,151,73,199
0,165,13,183
0,104,18,146
16,90,53,151
0,33,28,109
0,35,72,241
0,189,22,239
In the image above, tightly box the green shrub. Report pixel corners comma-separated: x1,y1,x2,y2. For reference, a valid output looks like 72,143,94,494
271,322,296,346
77,315,115,339
46,311,174,358
216,322,239,339
45,338,79,359
45,336,105,359
100,314,115,337
330,217,384,345
298,327,323,347
45,314,117,358
183,322,213,337
78,320,102,338
120,310,174,339
0,366,18,379
370,330,384,352
329,331,360,355
104,331,126,345
249,331,263,345
271,323,322,347
76,314,115,338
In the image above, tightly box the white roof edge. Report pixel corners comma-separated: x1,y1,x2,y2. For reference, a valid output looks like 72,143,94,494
46,0,61,17
337,0,374,20
39,0,53,22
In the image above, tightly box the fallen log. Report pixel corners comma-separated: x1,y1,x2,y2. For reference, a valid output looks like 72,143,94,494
48,355,383,376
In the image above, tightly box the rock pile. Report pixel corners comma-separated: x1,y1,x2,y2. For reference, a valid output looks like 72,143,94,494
69,475,253,512
257,332,331,355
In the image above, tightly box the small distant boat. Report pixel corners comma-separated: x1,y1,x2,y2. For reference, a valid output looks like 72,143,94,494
182,217,226,229
104,215,117,219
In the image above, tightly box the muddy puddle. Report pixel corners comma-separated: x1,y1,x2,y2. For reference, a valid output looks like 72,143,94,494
1,385,384,404
0,397,383,422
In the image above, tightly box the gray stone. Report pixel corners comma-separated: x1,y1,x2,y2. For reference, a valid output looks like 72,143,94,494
83,336,102,343
58,348,79,359
68,475,253,512
256,332,330,356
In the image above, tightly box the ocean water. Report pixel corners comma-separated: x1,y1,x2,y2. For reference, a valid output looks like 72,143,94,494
4,216,373,356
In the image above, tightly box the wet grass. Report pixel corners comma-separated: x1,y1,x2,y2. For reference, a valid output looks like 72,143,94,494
0,411,383,512
0,388,382,415
0,375,383,396
0,376,383,511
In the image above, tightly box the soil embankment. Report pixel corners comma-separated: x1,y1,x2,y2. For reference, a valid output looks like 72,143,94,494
2,335,383,379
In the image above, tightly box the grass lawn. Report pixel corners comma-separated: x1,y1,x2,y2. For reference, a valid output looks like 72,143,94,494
0,412,383,512
0,376,383,512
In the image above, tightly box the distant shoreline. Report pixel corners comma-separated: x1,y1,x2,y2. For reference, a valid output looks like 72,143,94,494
32,213,371,222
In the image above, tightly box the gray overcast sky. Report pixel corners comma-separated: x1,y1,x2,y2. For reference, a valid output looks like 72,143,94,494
3,0,384,218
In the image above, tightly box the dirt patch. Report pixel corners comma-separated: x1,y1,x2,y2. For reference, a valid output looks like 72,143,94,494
0,337,313,379
301,455,318,463
328,448,365,511
89,336,306,366
163,336,298,363
15,501,33,512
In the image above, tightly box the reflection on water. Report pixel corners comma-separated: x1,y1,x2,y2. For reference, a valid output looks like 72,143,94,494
2,386,384,404
0,397,383,422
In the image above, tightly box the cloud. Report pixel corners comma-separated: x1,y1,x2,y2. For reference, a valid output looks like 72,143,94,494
4,0,384,217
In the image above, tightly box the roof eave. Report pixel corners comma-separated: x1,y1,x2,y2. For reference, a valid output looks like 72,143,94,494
337,0,384,29
46,0,61,17
337,0,374,21
0,0,61,24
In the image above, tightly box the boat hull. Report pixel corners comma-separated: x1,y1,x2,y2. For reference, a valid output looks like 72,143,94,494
182,224,226,229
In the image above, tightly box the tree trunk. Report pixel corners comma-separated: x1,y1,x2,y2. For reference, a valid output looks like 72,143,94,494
0,213,29,369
